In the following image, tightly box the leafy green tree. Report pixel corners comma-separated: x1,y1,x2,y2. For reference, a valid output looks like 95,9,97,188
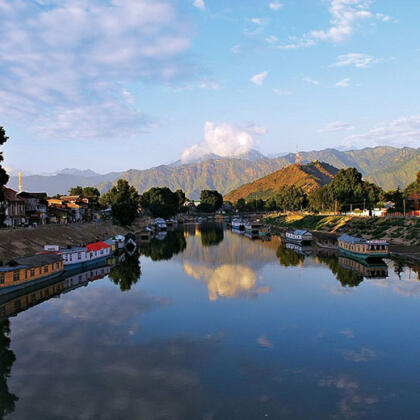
140,187,180,218
139,231,186,261
308,186,334,212
198,190,223,213
100,179,139,225
200,222,224,247
245,198,265,211
69,186,100,197
109,252,141,291
0,127,10,227
275,186,307,211
276,245,305,267
264,198,277,211
175,189,186,212
235,198,247,212
404,170,420,196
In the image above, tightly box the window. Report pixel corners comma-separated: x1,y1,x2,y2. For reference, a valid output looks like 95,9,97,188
0,273,4,284
13,271,20,282
44,266,49,273
78,253,81,260
30,269,35,277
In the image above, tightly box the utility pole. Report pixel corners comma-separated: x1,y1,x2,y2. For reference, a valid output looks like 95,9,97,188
363,199,366,211
403,199,406,217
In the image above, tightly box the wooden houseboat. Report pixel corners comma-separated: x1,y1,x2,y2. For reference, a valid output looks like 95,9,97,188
338,256,388,279
0,254,64,295
285,230,313,244
338,234,389,260
245,221,262,237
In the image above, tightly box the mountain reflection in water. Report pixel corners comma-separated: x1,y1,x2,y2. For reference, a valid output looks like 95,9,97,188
1,223,420,419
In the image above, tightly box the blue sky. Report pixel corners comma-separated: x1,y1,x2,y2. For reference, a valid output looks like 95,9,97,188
1,0,420,174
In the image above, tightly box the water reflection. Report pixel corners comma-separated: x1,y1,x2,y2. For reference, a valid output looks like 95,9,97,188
139,231,186,261
276,244,306,267
0,320,18,419
199,222,224,247
109,251,141,291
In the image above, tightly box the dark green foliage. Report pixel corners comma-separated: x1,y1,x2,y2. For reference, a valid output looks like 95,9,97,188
198,190,223,213
235,198,247,212
275,186,308,212
69,186,100,197
0,127,10,227
200,223,224,247
0,320,18,418
140,187,180,218
175,189,187,212
109,252,141,291
139,231,186,261
276,245,305,267
404,170,420,196
317,255,363,287
100,179,139,226
245,199,265,211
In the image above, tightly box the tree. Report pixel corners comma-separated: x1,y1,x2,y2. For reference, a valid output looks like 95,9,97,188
198,190,223,213
139,231,186,261
140,187,180,218
175,189,186,212
200,222,224,247
69,186,100,198
235,198,247,212
275,186,307,212
0,127,10,227
109,252,141,291
404,170,420,196
100,179,139,225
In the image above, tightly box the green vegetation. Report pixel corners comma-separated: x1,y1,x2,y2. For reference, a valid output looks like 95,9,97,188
198,190,223,213
200,222,224,247
139,231,186,261
404,170,420,196
0,127,9,227
276,245,305,267
109,252,141,291
69,186,100,197
100,179,140,226
140,187,182,218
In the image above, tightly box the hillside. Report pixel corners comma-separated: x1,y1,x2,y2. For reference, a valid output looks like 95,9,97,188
6,146,419,198
225,161,338,202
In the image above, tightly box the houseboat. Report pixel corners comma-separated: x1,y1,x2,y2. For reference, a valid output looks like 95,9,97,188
0,254,64,295
285,230,313,244
232,218,245,231
44,241,111,271
338,234,389,260
124,233,137,256
259,226,271,238
154,218,167,231
245,221,262,237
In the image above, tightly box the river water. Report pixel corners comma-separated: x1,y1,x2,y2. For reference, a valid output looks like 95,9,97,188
1,224,419,419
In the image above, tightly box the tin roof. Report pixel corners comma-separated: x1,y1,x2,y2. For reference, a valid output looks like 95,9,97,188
338,234,366,245
0,253,62,272
87,242,110,252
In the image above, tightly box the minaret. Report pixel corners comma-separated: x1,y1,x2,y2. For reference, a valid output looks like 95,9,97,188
18,172,23,193
295,148,301,165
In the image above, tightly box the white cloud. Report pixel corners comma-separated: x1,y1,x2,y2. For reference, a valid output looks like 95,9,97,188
311,0,373,42
181,122,266,162
0,0,192,140
193,0,205,10
199,80,221,90
333,53,377,68
318,121,355,133
340,329,355,339
303,77,320,85
335,78,351,87
269,2,283,11
257,335,273,349
266,35,279,44
251,71,269,86
231,44,242,54
346,115,420,148
343,348,376,362
251,18,266,25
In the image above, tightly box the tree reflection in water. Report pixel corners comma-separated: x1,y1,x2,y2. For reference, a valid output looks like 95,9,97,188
0,320,18,419
140,231,186,261
317,255,363,288
276,245,305,267
199,222,224,247
109,251,141,291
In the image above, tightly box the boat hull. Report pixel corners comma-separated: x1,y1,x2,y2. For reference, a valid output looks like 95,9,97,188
339,247,389,260
0,270,64,296
64,255,109,271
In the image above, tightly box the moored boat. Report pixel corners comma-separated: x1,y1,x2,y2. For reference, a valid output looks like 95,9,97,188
232,218,245,231
154,218,167,231
285,230,313,244
0,254,64,295
338,234,389,260
338,255,388,279
245,221,262,236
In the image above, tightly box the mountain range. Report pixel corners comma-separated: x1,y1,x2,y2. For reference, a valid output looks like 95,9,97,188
225,161,339,202
6,146,419,199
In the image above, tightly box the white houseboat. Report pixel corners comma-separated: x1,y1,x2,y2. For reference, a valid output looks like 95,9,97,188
285,230,313,244
44,241,111,271
154,218,167,231
245,221,262,237
232,218,245,231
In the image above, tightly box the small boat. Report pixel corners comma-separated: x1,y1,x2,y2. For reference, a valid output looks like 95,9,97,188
45,242,112,271
154,218,167,231
104,235,125,253
124,233,137,255
0,254,64,296
285,230,313,244
232,218,245,231
338,234,389,260
259,226,271,238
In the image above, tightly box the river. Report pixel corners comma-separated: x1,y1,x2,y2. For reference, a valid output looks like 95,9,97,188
1,223,419,419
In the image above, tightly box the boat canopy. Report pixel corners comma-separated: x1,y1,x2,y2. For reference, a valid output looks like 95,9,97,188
338,234,366,245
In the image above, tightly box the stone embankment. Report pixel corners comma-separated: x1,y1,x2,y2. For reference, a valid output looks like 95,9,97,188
0,221,132,261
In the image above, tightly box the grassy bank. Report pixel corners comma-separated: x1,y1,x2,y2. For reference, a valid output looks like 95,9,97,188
263,214,420,246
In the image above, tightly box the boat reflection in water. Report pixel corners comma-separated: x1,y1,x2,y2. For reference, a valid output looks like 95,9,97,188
108,250,141,292
338,256,388,279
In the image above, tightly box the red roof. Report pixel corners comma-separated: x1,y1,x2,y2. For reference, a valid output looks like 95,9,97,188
86,241,110,252
2,186,25,202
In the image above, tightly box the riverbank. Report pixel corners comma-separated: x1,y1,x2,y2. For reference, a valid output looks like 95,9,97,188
263,214,420,262
0,221,133,261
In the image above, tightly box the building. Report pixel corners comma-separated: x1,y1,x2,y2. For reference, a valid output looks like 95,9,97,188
17,192,48,225
407,193,420,211
2,186,26,227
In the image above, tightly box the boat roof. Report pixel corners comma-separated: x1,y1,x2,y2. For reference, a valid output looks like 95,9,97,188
61,246,87,253
293,230,310,235
338,234,366,244
0,253,62,272
87,241,110,252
